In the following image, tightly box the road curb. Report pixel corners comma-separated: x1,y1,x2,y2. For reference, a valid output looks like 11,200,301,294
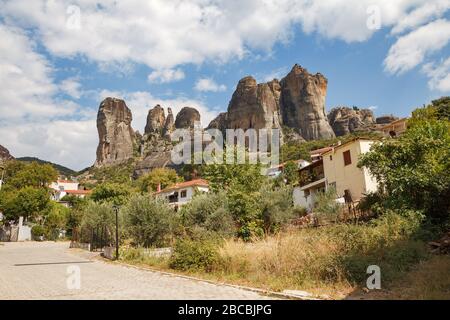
85,251,326,300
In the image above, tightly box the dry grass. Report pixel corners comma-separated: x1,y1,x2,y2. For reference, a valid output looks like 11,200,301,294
352,254,450,300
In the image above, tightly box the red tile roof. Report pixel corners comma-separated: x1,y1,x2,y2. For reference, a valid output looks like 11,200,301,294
157,179,209,193
310,146,333,156
63,189,92,195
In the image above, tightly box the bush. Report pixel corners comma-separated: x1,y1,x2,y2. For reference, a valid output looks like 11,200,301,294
169,238,222,272
122,194,179,247
314,187,342,223
44,202,70,240
31,225,46,240
180,191,234,237
80,201,116,243
259,184,296,233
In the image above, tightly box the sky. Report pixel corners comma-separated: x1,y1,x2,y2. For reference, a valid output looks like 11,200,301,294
0,0,449,171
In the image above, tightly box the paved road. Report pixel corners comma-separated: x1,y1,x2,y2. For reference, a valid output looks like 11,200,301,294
0,242,271,300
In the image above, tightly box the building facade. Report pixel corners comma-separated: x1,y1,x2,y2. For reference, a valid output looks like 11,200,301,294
156,179,209,210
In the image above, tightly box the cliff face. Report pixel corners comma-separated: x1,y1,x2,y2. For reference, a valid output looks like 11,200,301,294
95,98,135,167
226,77,282,131
207,64,335,141
144,105,166,134
175,107,201,129
280,64,335,140
328,107,376,136
0,144,14,162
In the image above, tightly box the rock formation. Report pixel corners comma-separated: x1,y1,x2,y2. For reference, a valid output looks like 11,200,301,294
376,115,398,124
175,107,201,129
144,105,166,134
207,112,228,132
163,108,175,137
95,97,135,167
280,64,335,140
0,144,14,162
207,64,335,141
226,77,282,131
328,107,376,136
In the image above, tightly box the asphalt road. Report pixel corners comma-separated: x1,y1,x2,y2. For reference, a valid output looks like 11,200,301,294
0,241,270,300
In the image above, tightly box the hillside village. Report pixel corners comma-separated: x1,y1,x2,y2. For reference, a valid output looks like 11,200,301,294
0,65,449,299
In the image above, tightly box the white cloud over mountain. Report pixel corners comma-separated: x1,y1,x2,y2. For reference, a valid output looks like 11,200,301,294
0,0,449,169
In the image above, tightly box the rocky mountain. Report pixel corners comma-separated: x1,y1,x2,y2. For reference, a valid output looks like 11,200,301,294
327,107,400,136
207,64,335,141
175,107,201,129
95,97,136,167
0,144,14,162
328,107,376,136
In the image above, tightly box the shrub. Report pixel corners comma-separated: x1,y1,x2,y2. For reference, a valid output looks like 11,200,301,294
80,201,115,243
31,225,46,240
44,202,70,240
180,191,234,237
169,238,222,272
121,194,179,247
259,184,296,233
314,187,342,223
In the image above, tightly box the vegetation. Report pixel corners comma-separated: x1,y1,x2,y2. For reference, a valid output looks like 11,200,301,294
135,168,181,192
16,157,76,177
359,102,450,221
121,194,179,247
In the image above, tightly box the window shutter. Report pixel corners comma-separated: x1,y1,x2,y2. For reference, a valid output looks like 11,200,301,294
343,150,351,166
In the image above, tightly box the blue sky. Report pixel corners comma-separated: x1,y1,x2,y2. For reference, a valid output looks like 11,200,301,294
0,0,449,170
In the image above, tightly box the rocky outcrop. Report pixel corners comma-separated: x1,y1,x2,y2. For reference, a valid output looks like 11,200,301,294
207,112,228,132
328,107,376,136
207,64,335,141
175,107,201,129
144,105,166,134
163,108,175,137
0,144,14,162
280,64,335,140
376,115,398,124
226,77,282,131
95,97,135,167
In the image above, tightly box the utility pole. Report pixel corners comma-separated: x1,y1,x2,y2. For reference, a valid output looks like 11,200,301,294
113,205,119,260
0,166,5,191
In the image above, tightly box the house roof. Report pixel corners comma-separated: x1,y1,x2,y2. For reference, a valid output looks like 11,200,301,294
270,159,308,169
63,189,92,195
321,137,376,156
310,146,333,156
157,179,209,194
299,158,323,172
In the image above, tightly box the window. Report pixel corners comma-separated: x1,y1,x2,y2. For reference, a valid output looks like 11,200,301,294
343,150,352,166
180,190,187,198
329,155,333,161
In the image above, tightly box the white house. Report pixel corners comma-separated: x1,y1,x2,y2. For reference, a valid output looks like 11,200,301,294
294,138,378,211
266,159,310,178
156,179,209,210
50,180,91,201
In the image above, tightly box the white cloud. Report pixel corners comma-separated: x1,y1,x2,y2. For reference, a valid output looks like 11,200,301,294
194,78,226,92
422,57,450,92
2,0,441,70
0,120,97,171
384,19,450,75
391,0,450,35
148,68,185,83
60,77,82,99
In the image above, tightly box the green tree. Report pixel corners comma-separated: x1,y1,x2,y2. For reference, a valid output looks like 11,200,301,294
1,187,50,221
7,162,57,189
121,194,179,247
44,202,70,240
359,119,450,220
90,183,133,205
135,168,181,192
281,161,299,185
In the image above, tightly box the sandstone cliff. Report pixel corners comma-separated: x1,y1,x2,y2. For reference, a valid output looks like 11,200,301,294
0,144,14,162
226,76,282,131
328,107,376,136
175,107,201,129
280,64,335,140
207,64,335,141
95,97,135,167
